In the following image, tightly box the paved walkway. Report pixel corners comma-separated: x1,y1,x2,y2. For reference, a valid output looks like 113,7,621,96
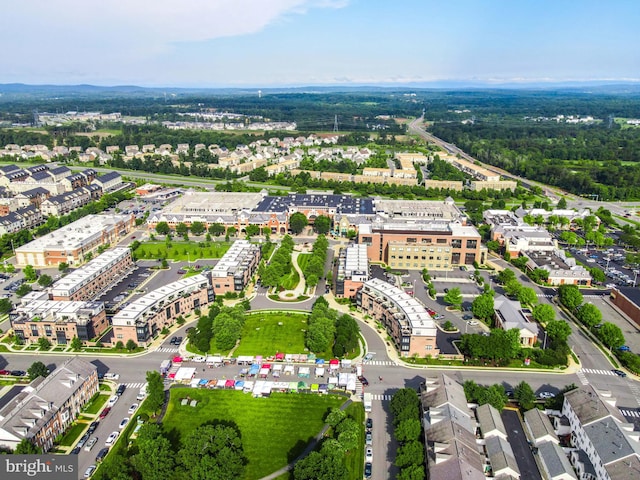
277,250,308,300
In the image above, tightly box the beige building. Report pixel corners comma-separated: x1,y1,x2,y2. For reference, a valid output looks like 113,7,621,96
15,214,135,267
334,244,369,299
424,179,464,191
470,180,517,191
357,278,439,357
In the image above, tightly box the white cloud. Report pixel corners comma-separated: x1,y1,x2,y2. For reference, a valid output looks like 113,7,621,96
0,0,348,83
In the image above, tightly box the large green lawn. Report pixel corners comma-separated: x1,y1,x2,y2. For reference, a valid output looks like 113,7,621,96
163,389,345,480
134,241,231,260
296,252,312,273
233,312,309,356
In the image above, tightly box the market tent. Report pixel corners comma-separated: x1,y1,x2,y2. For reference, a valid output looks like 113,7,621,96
288,381,298,391
315,367,325,377
173,356,183,363
234,380,245,390
225,379,235,388
237,356,254,365
174,367,196,381
319,384,328,394
284,365,295,375
315,358,325,365
275,352,285,361
311,384,319,392
297,381,307,390
216,379,226,388
243,381,254,393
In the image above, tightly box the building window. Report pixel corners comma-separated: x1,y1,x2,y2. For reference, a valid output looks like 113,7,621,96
451,239,462,249
426,345,433,350
466,239,478,248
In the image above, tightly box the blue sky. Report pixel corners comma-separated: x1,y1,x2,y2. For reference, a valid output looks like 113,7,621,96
1,0,638,87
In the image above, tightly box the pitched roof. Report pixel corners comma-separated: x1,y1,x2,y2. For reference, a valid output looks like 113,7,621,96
538,441,577,479
477,403,507,438
524,408,557,443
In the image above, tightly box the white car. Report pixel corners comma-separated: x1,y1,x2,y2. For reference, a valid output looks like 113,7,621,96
192,356,206,363
105,431,119,446
466,320,479,326
538,391,555,400
83,465,96,478
107,395,119,407
84,437,98,451
119,417,129,429
104,373,120,380
128,404,139,414
365,446,373,462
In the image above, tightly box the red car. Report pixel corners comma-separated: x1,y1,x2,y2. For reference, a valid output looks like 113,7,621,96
99,407,111,419
0,370,10,376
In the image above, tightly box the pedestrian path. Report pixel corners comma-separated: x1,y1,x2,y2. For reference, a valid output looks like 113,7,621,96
576,370,589,386
124,382,146,389
619,408,640,418
581,368,615,376
156,347,179,353
363,360,396,366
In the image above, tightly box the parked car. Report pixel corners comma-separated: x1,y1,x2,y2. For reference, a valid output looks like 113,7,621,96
88,421,99,434
10,370,25,377
77,433,90,448
84,437,98,451
612,369,627,377
104,372,120,380
618,345,631,352
0,369,10,375
538,391,555,400
119,417,130,429
116,384,126,396
128,404,139,414
366,418,373,430
462,314,473,320
105,431,119,446
70,446,81,455
99,407,111,419
364,462,372,478
83,465,96,478
365,446,373,462
358,376,369,386
365,432,372,445
177,269,186,274
95,447,109,462
108,395,119,406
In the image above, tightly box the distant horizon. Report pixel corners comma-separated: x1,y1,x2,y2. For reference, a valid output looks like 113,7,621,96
3,78,640,92
1,1,638,87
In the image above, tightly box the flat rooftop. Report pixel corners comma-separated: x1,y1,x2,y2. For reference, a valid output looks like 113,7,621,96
15,214,131,252
254,194,375,215
162,191,265,214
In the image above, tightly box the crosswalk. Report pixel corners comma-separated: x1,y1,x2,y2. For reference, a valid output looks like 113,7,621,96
371,394,393,401
619,409,640,418
537,294,554,298
157,347,179,353
581,368,616,376
576,370,589,385
363,360,396,366
124,382,145,389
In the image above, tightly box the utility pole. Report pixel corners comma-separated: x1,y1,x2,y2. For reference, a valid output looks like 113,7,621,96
333,115,339,133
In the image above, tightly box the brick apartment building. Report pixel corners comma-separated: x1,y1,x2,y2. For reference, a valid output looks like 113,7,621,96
50,247,134,301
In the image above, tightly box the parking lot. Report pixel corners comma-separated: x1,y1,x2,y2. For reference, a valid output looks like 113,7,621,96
570,247,636,287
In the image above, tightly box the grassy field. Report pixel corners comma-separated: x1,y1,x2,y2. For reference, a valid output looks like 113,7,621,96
279,267,300,290
134,241,231,261
163,389,345,480
233,312,309,356
296,253,312,273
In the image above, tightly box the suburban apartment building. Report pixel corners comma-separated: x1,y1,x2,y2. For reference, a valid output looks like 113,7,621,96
356,278,439,357
15,214,135,267
40,184,102,217
0,205,44,235
0,357,98,452
210,240,261,294
442,155,500,181
10,296,108,345
562,385,640,480
334,244,369,299
424,179,464,191
50,247,134,301
111,272,214,346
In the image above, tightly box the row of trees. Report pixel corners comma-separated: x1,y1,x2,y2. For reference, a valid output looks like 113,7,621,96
304,234,329,288
259,235,295,288
305,297,360,357
390,388,425,480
